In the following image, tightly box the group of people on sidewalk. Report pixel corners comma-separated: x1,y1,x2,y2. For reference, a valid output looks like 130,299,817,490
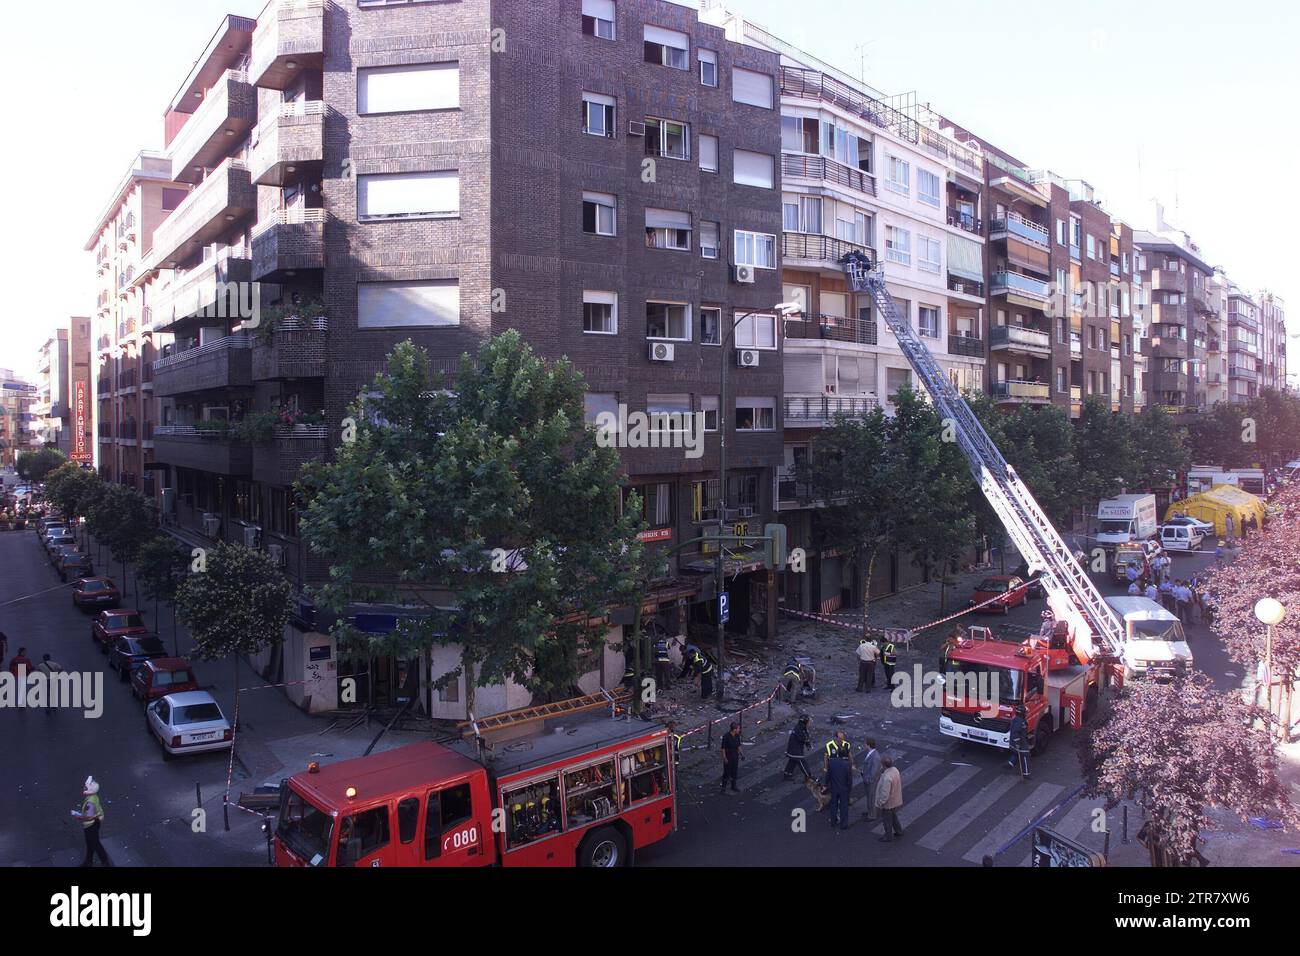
1123,557,1207,625
2,631,65,712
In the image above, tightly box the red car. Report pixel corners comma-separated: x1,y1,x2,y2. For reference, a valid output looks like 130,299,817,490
131,657,200,703
91,609,147,653
968,575,1030,615
72,577,121,610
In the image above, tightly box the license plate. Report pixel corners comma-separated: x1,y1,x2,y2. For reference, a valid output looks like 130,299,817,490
188,732,217,742
966,728,988,740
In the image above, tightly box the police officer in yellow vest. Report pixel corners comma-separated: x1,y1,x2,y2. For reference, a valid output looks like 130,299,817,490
823,730,854,775
74,775,111,867
666,721,683,765
881,640,898,688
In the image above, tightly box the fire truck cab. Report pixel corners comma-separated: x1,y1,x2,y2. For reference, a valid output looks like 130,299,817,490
939,628,1102,753
274,709,674,868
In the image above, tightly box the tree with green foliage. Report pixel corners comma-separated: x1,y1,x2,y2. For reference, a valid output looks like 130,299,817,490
298,332,654,714
1073,395,1133,510
137,534,192,655
16,448,67,483
44,462,101,524
1189,401,1256,469
175,541,295,695
1128,403,1191,493
1244,389,1300,469
86,485,155,604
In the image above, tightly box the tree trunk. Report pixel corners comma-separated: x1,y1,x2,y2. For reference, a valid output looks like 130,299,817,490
939,560,948,612
630,601,643,715
1281,678,1293,744
860,545,878,639
461,646,476,720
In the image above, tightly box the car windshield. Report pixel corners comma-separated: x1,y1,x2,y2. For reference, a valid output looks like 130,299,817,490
106,614,145,629
82,581,105,592
278,787,335,865
157,670,193,687
945,660,1023,704
135,637,166,656
174,702,223,724
976,579,1009,593
1132,620,1186,643
1099,520,1132,534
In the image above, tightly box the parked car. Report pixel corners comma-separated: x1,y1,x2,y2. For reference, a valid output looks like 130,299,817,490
131,658,199,703
146,691,233,760
108,634,168,681
968,575,1029,614
72,577,122,610
91,609,147,652
1159,523,1206,552
44,530,77,553
48,544,82,570
1163,513,1214,534
57,552,95,582
1010,562,1045,599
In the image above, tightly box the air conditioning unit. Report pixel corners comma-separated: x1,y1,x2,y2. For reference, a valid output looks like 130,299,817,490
203,515,221,538
736,349,759,368
243,525,261,549
733,264,755,284
649,342,675,362
267,543,286,567
628,120,646,137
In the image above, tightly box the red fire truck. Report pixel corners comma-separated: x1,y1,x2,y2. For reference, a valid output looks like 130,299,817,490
939,626,1107,752
273,698,675,868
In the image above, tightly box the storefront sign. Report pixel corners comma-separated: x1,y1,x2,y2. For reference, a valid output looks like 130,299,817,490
72,381,90,461
636,527,673,543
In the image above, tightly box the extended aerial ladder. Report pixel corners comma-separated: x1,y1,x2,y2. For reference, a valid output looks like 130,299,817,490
840,251,1125,664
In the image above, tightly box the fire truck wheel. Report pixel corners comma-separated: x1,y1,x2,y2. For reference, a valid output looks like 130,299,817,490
1033,716,1052,754
578,827,628,868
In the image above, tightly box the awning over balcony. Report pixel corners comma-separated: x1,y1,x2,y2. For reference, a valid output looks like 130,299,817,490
947,234,983,282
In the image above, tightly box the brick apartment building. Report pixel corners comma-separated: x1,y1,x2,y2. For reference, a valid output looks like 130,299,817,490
1225,285,1262,404
1257,291,1287,392
0,370,39,470
35,319,94,460
35,330,70,454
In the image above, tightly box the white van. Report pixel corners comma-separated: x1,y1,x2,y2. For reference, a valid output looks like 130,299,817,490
1159,523,1205,552
1096,494,1158,547
1104,596,1194,681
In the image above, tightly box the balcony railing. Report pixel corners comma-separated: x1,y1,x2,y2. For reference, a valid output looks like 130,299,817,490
781,152,875,196
991,380,1051,401
117,369,138,390
783,394,879,425
989,212,1049,248
249,100,326,186
1229,366,1260,382
990,325,1051,352
779,66,919,143
1109,260,1121,278
990,270,1050,301
946,208,981,234
154,333,252,372
151,159,255,267
947,275,984,297
947,334,984,358
249,0,327,90
781,232,874,267
169,70,255,183
784,313,878,346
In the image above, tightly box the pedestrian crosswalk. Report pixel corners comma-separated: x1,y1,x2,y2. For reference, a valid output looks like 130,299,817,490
686,728,1109,865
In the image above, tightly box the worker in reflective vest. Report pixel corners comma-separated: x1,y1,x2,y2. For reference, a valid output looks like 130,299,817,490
73,776,110,867
695,652,715,700
666,721,683,765
654,638,673,691
780,659,803,702
823,731,854,775
882,641,898,687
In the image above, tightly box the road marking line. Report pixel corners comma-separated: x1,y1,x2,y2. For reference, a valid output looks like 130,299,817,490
962,782,1064,863
917,773,1020,851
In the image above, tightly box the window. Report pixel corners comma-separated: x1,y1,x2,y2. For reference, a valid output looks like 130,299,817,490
397,797,420,845
918,305,940,339
584,392,618,425
698,49,718,87
582,92,615,137
700,221,720,259
645,117,689,160
691,478,719,521
624,482,671,526
358,63,459,114
784,195,821,234
1056,219,1066,246
699,134,719,172
700,307,721,345
918,236,941,274
358,171,458,220
733,150,774,188
161,188,187,212
646,301,691,340
358,280,459,328
917,169,941,207
340,806,390,863
644,25,688,69
581,0,615,39
701,396,719,432
583,290,617,334
782,116,819,154
731,67,773,109
886,367,911,402
645,208,691,251
1056,366,1067,393
1086,235,1096,259
734,311,777,349
646,394,692,441
582,191,616,236
886,156,910,195
885,225,911,265
733,230,776,269
735,397,776,431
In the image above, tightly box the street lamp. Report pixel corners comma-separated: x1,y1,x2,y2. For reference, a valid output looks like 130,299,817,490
713,301,802,705
1254,598,1286,709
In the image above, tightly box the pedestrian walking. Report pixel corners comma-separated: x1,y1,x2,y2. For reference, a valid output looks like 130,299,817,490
35,654,63,714
858,738,882,821
826,752,852,831
720,723,741,794
783,715,813,782
8,645,32,677
1007,706,1031,779
855,638,879,692
874,757,905,842
73,776,111,867
881,639,898,689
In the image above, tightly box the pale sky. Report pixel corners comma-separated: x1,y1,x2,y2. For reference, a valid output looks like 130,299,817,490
1,0,1294,383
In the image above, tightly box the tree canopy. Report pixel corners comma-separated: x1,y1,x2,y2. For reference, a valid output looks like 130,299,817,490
16,448,67,483
175,541,294,663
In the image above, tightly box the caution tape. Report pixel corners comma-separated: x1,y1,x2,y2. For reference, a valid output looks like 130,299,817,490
780,588,1026,640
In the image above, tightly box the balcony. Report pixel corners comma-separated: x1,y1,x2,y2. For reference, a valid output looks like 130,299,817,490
990,325,1051,355
1151,371,1189,393
249,0,326,91
989,212,1049,249
152,334,253,398
990,270,1051,305
1229,366,1260,383
249,101,326,186
1149,303,1188,327
947,334,984,358
252,426,328,487
168,70,257,185
781,233,874,269
783,394,879,426
1109,260,1121,278
1149,269,1187,294
152,426,252,476
784,313,877,346
947,275,984,298
779,66,917,142
991,380,1051,403
253,317,328,380
1150,338,1187,359
117,368,139,393
946,208,981,235
252,208,326,281
151,159,256,268
152,255,254,329
781,152,875,196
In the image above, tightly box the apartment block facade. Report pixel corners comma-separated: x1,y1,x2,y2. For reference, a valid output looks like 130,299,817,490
1257,291,1287,392
1133,227,1215,412
35,319,94,459
1225,285,1262,404
1204,272,1230,405
0,370,39,470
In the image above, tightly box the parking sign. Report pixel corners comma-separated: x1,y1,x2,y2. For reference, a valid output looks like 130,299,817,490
719,593,730,625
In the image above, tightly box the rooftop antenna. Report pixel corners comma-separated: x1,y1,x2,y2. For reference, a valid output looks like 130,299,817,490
852,41,876,82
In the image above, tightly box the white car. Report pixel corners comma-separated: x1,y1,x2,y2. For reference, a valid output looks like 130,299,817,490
1163,513,1214,534
146,691,233,760
1159,523,1205,551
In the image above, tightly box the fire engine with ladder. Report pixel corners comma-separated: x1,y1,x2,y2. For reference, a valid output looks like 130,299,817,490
273,689,675,868
841,250,1128,753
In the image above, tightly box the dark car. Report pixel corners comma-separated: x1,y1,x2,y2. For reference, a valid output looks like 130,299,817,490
131,657,200,703
45,532,78,556
73,577,122,610
48,544,82,569
968,575,1030,614
1011,562,1045,599
57,552,95,582
108,635,168,681
92,609,147,652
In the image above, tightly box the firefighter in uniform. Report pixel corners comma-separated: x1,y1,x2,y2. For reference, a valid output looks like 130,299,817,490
780,659,803,702
666,721,683,766
783,715,813,781
680,647,715,699
881,639,898,688
654,637,673,691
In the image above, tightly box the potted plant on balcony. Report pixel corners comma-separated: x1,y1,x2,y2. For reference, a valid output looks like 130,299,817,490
233,411,278,443
194,419,232,439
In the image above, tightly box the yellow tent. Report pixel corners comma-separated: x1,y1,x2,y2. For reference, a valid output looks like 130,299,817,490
1164,484,1266,537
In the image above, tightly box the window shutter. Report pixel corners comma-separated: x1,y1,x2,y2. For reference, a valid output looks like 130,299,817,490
643,25,688,50
358,280,460,328
358,63,459,114
699,134,718,170
582,0,615,18
732,67,773,108
359,172,459,218
733,150,774,188
646,208,690,229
